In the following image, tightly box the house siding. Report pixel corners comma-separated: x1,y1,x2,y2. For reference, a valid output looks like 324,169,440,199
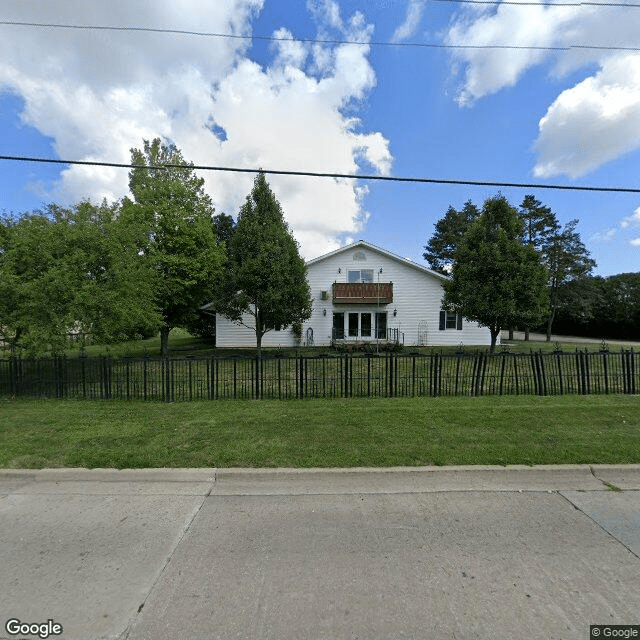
215,242,495,348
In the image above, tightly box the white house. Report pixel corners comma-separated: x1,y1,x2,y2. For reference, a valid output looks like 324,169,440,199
215,240,494,348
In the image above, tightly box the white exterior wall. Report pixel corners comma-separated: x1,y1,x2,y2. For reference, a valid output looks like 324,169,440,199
215,242,495,348
215,313,297,348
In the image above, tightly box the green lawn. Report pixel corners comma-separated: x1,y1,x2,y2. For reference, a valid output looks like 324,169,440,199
1,395,638,469
3,327,638,360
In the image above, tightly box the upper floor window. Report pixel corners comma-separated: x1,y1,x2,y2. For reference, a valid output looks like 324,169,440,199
348,269,374,283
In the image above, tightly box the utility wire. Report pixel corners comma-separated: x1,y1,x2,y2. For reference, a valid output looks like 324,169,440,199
1,20,639,52
429,0,640,5
1,154,639,194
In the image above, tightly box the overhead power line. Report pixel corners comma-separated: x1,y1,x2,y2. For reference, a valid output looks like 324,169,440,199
1,154,639,194
1,20,640,52
430,0,640,5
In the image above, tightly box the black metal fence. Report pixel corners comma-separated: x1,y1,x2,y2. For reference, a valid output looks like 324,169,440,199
0,350,637,401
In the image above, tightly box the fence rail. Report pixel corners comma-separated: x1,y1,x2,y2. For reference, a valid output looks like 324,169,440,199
1,350,637,401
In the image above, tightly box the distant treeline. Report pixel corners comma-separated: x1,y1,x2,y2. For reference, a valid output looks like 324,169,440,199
548,272,640,341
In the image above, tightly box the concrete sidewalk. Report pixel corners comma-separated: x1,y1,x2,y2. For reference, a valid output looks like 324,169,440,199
1,465,639,640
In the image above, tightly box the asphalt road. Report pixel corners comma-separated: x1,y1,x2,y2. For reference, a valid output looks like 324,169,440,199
1,465,639,640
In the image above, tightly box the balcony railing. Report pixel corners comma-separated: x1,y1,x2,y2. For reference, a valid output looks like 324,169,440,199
332,327,404,344
332,282,393,304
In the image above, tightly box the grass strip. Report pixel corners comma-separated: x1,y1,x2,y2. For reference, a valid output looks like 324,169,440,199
0,395,638,469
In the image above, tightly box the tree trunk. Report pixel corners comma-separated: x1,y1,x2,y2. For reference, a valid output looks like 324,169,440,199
160,325,170,359
547,282,559,343
546,309,556,342
524,326,530,341
489,327,499,354
508,327,514,340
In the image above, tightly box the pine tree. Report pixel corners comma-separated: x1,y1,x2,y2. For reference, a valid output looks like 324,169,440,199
216,172,312,354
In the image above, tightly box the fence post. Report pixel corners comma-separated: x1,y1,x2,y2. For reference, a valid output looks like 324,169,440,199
55,356,63,399
473,353,484,396
411,355,416,397
623,349,635,395
100,356,106,399
555,353,563,395
428,353,435,397
79,354,86,399
277,358,282,400
162,358,168,402
454,355,460,396
538,352,547,396
299,355,305,399
233,359,237,399
343,353,350,398
578,351,587,395
389,353,395,398
630,349,636,395
107,357,113,399
9,357,17,397
601,351,609,395
530,353,539,396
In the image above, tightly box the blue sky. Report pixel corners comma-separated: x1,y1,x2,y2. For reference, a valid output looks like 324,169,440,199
1,0,639,275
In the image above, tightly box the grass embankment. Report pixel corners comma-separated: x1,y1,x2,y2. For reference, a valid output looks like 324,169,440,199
1,395,638,469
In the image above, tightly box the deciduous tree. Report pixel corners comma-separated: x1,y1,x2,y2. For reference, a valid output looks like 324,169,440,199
443,196,549,352
121,138,225,357
0,202,160,354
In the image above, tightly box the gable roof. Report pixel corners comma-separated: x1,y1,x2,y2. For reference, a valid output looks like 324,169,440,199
305,240,449,281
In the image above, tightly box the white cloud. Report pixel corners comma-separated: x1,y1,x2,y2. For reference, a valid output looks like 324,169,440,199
445,1,640,177
621,207,640,229
589,228,617,243
392,1,426,43
445,2,577,107
534,55,640,178
0,0,391,258
631,238,640,247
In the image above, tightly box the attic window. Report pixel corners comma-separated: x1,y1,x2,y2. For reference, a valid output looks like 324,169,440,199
348,269,374,283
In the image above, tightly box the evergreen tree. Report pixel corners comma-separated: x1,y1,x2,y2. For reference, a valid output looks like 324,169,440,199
423,200,480,273
541,219,596,341
216,171,312,354
519,195,559,249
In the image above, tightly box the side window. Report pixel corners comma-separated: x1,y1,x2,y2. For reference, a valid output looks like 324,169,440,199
439,310,463,330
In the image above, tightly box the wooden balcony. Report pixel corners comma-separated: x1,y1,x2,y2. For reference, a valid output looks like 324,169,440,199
332,282,393,304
